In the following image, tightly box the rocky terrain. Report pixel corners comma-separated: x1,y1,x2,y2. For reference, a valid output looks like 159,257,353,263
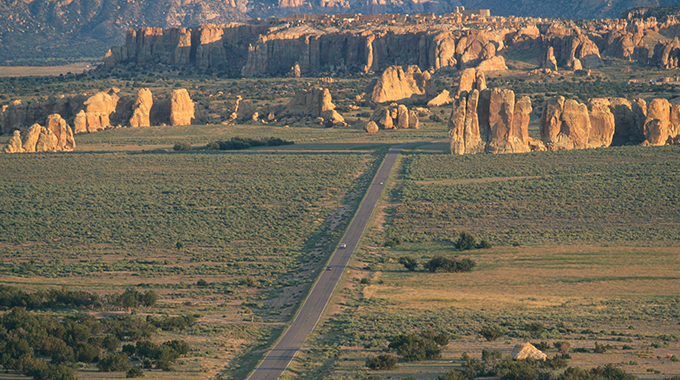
447,68,680,154
2,0,679,65
102,10,680,77
0,88,196,136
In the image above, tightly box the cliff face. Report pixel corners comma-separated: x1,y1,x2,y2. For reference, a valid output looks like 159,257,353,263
3,0,680,64
103,11,680,77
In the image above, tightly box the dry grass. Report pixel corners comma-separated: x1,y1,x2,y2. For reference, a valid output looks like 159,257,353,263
0,63,92,77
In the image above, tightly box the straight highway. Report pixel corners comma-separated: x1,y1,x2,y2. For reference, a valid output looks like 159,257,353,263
246,144,408,380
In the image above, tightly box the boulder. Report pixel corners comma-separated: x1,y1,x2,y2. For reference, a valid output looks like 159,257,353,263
587,98,615,147
364,121,379,133
512,343,547,361
320,109,345,126
370,65,435,103
169,88,195,126
129,88,153,128
46,114,76,151
4,130,23,153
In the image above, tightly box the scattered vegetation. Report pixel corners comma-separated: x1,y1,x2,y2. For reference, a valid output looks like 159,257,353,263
206,136,294,150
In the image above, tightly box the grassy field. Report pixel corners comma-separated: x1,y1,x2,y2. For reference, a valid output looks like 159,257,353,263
287,144,680,380
0,147,382,379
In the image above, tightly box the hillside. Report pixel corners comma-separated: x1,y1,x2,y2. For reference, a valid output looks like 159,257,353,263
1,0,679,65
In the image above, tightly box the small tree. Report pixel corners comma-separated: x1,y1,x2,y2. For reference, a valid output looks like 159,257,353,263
398,257,419,271
455,232,476,251
175,241,183,251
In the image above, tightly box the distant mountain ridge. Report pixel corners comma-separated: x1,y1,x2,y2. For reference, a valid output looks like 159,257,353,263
0,0,678,65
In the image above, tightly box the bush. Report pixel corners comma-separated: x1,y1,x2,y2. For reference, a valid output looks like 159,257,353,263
98,352,132,372
366,353,398,370
126,367,145,378
480,326,503,341
173,142,192,151
388,331,447,362
383,237,402,247
424,256,476,273
398,257,419,271
476,239,492,249
208,137,294,151
455,232,476,251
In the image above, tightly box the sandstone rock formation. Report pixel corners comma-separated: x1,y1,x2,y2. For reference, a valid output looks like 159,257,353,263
476,55,507,71
642,98,680,145
369,103,419,130
610,97,646,145
456,68,486,96
512,343,547,361
369,65,435,104
449,86,537,155
129,89,154,128
4,130,23,153
101,14,680,77
74,90,120,133
6,121,74,154
46,114,76,151
1,88,197,135
169,89,196,126
587,98,616,148
540,46,558,71
540,97,592,150
285,87,335,117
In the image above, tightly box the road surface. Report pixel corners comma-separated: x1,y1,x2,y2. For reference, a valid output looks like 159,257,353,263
246,144,408,380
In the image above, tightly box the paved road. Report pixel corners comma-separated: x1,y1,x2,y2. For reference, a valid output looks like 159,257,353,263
246,145,407,380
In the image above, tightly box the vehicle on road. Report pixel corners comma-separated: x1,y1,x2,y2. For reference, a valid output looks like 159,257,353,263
339,243,346,248
326,266,332,271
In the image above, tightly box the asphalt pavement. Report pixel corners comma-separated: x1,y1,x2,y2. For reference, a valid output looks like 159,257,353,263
246,144,407,380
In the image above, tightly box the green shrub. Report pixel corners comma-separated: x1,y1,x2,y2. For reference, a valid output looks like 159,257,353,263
479,326,503,341
98,352,132,372
173,142,192,151
388,331,447,362
476,239,492,249
126,367,145,378
424,256,476,273
454,232,476,251
365,353,398,370
398,257,418,271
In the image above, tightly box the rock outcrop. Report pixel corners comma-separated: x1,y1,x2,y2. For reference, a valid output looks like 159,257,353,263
369,66,435,104
129,89,153,128
642,98,680,145
512,343,547,361
368,103,419,130
587,98,616,148
449,86,538,155
1,88,198,134
540,96,592,150
74,90,120,133
169,89,195,126
46,114,76,151
4,130,23,153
